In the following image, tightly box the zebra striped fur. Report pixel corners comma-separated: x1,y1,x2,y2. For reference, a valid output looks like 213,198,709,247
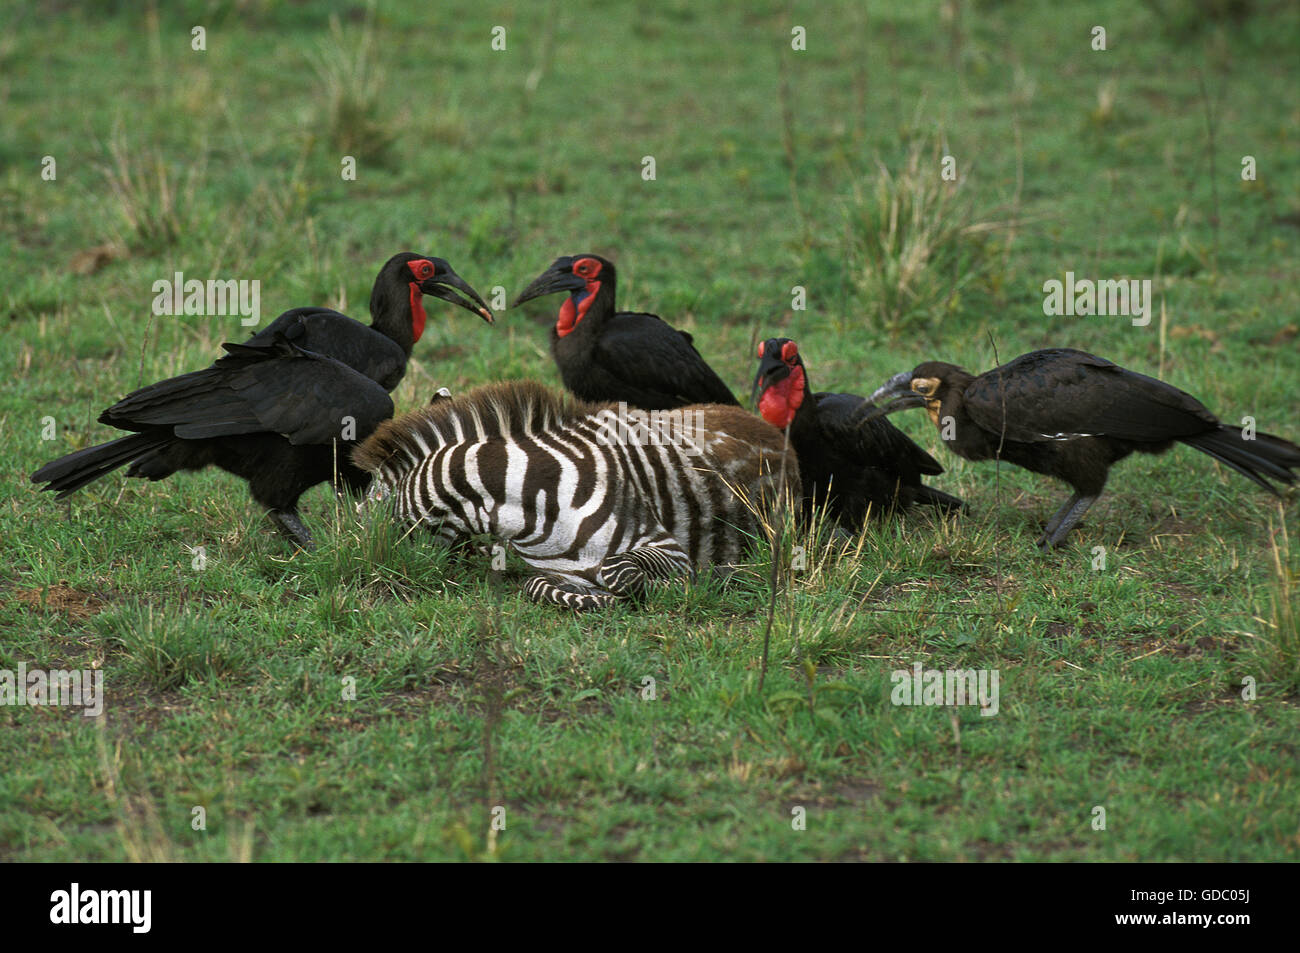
352,381,800,610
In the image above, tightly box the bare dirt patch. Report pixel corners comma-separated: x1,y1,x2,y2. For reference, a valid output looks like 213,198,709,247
12,584,106,621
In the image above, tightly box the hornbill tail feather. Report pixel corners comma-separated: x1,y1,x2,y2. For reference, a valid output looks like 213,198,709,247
1182,427,1300,494
31,432,174,499
914,485,968,514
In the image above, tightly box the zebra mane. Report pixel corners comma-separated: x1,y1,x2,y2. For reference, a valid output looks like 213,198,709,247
352,380,599,481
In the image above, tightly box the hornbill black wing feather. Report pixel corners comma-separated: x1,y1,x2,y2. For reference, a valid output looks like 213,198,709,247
963,348,1219,443
231,308,408,389
103,337,393,446
814,392,945,477
99,367,232,431
593,312,738,407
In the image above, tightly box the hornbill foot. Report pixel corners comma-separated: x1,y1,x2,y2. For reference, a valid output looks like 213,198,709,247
1036,529,1070,551
1039,493,1080,541
268,509,314,551
1035,494,1098,550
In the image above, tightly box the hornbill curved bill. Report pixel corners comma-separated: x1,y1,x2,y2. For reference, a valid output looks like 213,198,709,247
753,338,965,529
511,253,739,409
868,347,1300,547
31,253,492,550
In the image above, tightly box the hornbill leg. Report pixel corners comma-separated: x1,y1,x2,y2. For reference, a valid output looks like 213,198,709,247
1038,493,1083,544
268,509,314,551
1038,494,1099,549
523,575,617,611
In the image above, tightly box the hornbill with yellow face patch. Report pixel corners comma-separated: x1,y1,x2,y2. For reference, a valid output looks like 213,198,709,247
31,253,492,549
868,347,1300,547
753,338,965,528
512,254,739,409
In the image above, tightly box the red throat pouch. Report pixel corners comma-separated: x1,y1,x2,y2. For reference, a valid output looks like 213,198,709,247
758,366,805,429
409,282,428,343
556,297,577,337
556,280,600,338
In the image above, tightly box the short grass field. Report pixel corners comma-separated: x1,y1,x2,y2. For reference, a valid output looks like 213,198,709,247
2,0,1297,861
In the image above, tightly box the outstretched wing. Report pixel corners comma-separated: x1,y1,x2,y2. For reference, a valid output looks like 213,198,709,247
963,348,1219,443
592,312,739,407
100,335,394,446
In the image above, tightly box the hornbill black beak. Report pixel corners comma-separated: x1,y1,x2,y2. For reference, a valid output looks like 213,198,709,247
511,257,585,307
750,352,791,408
422,265,494,323
863,372,928,419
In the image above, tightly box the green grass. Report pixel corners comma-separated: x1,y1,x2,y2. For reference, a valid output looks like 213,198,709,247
2,0,1297,861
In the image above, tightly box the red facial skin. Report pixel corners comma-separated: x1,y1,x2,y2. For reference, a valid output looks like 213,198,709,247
759,364,805,430
556,257,603,338
406,259,436,343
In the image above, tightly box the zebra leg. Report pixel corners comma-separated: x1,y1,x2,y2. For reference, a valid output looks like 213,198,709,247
598,543,692,602
524,575,618,611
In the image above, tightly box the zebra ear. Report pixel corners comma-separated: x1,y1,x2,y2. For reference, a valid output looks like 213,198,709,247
429,387,453,404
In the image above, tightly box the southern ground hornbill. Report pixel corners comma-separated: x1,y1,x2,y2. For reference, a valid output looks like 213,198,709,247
31,252,492,549
511,254,739,409
752,338,965,529
868,347,1300,547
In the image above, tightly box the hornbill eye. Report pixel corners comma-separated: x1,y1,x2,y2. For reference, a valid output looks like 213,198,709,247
407,259,437,281
573,257,601,279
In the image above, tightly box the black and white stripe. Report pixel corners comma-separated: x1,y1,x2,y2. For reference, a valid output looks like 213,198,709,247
353,382,798,610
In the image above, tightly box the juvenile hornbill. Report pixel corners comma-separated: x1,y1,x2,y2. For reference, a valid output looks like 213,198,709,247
752,338,965,529
31,252,492,549
511,254,739,409
868,347,1300,547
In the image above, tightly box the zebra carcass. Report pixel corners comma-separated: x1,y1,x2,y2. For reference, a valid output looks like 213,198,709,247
353,381,800,609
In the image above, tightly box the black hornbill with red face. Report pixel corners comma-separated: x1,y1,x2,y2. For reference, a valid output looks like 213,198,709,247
31,252,492,549
511,254,739,409
868,347,1300,548
752,338,965,529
